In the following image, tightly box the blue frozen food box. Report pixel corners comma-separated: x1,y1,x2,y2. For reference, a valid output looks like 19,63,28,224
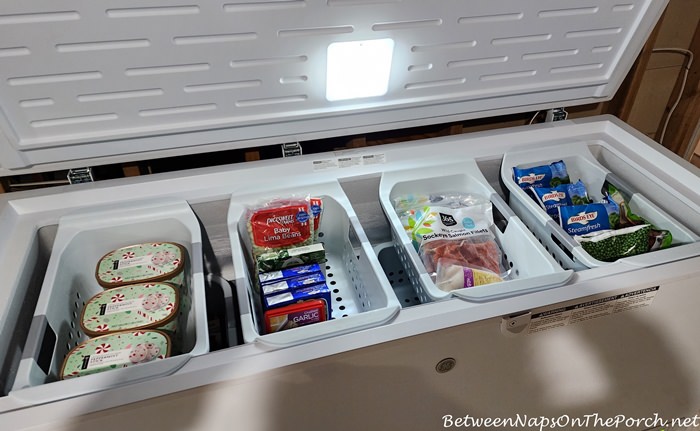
263,283,332,319
258,263,324,285
260,272,327,296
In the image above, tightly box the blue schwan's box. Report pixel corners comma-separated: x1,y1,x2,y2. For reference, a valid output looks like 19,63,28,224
260,272,327,296
263,283,332,319
258,263,325,286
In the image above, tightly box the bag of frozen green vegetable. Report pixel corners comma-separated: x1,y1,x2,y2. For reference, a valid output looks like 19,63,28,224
532,180,591,222
575,224,652,262
246,196,315,264
512,160,570,190
601,181,673,250
559,201,619,236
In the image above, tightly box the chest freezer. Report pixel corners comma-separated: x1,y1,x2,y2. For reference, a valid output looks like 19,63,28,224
1,1,700,430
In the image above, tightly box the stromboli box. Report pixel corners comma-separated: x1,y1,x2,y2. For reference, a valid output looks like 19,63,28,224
0,1,699,430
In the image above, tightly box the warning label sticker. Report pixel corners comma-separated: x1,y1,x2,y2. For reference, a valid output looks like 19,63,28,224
312,153,386,171
528,286,659,334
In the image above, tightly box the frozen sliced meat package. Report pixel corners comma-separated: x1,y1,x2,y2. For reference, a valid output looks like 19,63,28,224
410,201,507,280
421,237,503,276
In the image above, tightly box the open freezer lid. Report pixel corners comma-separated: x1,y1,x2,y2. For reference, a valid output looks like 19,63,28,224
0,0,667,173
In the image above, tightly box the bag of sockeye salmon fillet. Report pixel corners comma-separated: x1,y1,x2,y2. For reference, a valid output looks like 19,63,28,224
407,196,508,282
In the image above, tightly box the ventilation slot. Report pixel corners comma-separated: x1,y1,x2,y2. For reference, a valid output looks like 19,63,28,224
538,7,599,18
184,81,261,93
77,89,164,102
31,114,118,128
173,33,257,45
373,19,442,32
106,6,200,18
223,2,306,13
0,11,80,25
236,95,307,107
458,13,523,24
139,104,217,117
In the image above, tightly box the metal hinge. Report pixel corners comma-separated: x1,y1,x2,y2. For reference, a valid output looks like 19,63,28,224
545,108,568,122
67,167,94,184
281,142,303,158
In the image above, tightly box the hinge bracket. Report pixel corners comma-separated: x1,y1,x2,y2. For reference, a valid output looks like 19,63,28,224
281,142,303,158
67,167,94,184
546,108,568,122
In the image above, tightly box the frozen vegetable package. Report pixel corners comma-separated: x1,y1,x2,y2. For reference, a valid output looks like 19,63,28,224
601,181,673,251
575,224,652,262
532,180,591,222
512,160,570,190
246,196,315,263
558,201,619,236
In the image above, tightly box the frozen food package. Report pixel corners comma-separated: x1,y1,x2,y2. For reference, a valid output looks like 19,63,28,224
393,193,490,244
512,160,570,189
409,201,506,278
310,197,324,241
532,180,591,222
258,263,324,285
95,242,186,289
246,196,315,261
81,282,179,337
575,224,652,262
60,330,171,380
255,243,326,273
435,258,504,292
558,201,619,236
263,283,332,320
601,181,673,250
420,236,504,276
260,272,327,296
264,299,328,333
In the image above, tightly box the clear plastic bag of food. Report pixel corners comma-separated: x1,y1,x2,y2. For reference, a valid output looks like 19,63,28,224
435,258,504,292
576,224,652,262
409,199,509,281
420,234,506,278
393,192,490,249
601,181,673,251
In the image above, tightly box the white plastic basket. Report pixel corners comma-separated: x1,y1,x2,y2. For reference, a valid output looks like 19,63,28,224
228,181,400,347
10,199,209,403
501,141,700,269
379,160,573,302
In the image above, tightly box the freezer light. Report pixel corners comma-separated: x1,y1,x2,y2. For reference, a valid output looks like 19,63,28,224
326,38,394,101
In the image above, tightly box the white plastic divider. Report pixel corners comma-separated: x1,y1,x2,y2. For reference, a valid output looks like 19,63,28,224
379,160,573,302
10,198,208,404
227,181,400,347
501,141,700,269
